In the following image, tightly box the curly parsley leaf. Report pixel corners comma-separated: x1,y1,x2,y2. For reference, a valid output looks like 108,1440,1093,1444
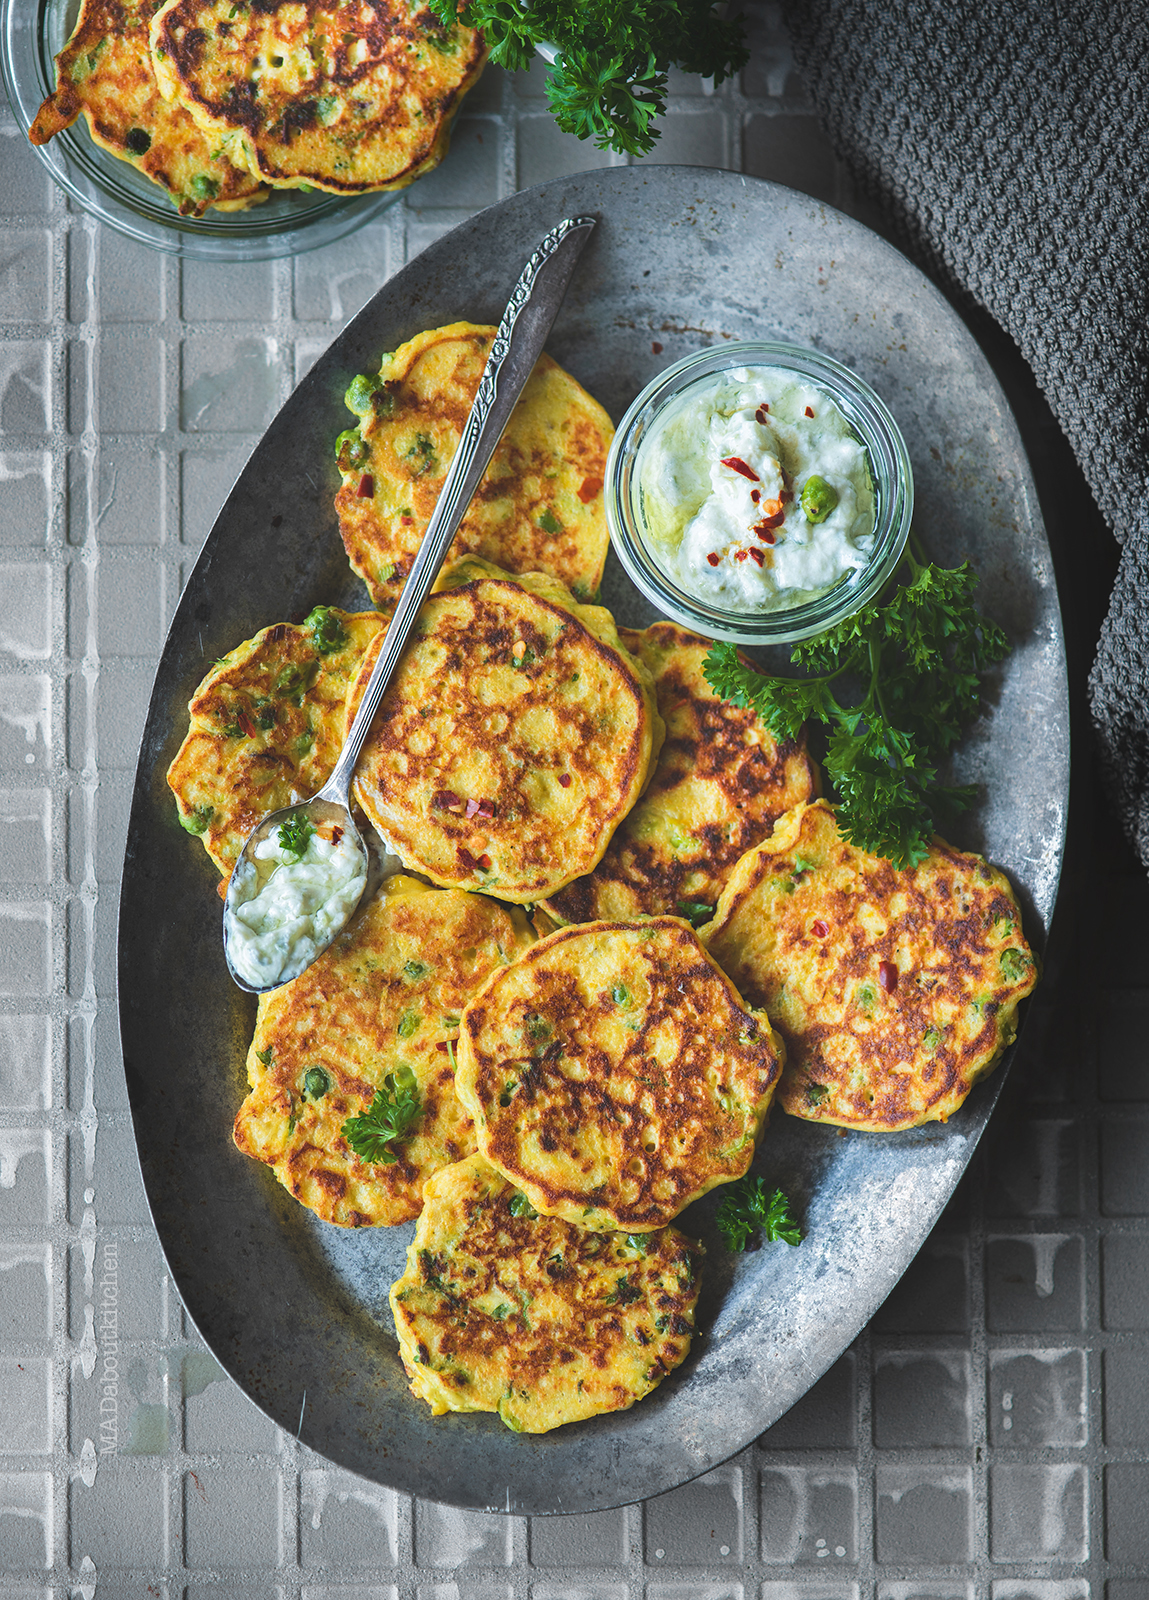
716,1177,803,1253
703,549,1009,867
702,642,840,742
342,1067,420,1165
716,1177,806,1248
426,0,748,156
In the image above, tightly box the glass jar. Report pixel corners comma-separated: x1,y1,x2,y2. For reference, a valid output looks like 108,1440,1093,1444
605,341,914,645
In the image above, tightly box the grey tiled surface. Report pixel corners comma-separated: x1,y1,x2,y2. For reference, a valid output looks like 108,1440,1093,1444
2,3,1147,1592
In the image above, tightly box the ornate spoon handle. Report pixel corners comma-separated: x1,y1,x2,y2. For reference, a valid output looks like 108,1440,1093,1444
321,213,597,804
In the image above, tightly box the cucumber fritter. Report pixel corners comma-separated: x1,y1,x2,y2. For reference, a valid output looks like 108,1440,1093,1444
703,800,1040,1131
348,559,663,903
233,878,535,1227
542,622,819,925
390,1154,702,1432
334,323,612,613
28,0,265,215
455,917,785,1232
168,607,385,877
149,0,485,194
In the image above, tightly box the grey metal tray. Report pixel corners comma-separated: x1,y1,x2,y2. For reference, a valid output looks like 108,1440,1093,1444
118,166,1068,1515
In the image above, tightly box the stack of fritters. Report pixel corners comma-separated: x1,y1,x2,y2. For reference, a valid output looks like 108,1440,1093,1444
150,0,486,195
335,324,613,612
166,322,1040,1435
30,0,484,215
29,0,265,216
393,913,781,1432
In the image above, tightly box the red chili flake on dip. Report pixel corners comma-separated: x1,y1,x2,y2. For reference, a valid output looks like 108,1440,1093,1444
756,404,770,421
754,501,786,538
878,960,898,992
720,456,760,482
357,473,374,497
331,826,343,845
707,552,721,566
812,919,829,938
735,549,748,561
753,523,777,545
751,489,761,503
804,405,815,418
749,547,766,566
652,341,663,354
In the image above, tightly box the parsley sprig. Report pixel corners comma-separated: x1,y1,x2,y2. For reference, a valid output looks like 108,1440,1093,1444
276,810,315,861
342,1067,420,1165
716,1177,803,1253
703,547,1009,868
426,0,748,156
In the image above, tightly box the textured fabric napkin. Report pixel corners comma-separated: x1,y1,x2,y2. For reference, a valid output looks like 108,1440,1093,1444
779,0,1149,864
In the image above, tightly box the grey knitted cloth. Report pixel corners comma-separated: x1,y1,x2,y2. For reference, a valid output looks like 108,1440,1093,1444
779,0,1149,862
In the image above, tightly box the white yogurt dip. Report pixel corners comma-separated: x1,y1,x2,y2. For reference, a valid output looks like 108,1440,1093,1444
225,818,367,990
636,365,876,612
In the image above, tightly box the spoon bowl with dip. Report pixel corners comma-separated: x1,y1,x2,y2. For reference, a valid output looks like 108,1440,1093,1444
223,213,597,994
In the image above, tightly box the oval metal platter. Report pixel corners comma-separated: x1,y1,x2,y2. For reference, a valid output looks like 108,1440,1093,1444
119,166,1068,1515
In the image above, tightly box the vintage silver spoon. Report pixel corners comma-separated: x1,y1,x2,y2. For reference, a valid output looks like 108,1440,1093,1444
223,213,597,993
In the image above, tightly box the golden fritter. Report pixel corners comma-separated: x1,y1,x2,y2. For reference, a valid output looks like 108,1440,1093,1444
167,607,385,877
455,917,785,1232
28,0,265,215
334,323,613,612
149,0,485,194
348,559,663,904
390,1154,702,1432
703,799,1040,1131
233,877,535,1227
542,622,819,925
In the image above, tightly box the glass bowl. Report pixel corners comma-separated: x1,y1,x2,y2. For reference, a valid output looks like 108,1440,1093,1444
605,341,914,645
1,0,412,260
